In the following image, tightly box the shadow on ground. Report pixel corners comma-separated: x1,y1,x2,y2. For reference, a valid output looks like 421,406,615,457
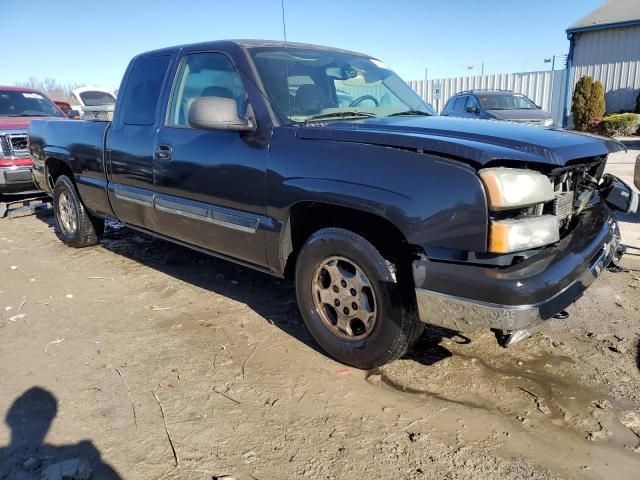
403,325,470,366
96,222,323,357
34,218,461,367
0,387,120,479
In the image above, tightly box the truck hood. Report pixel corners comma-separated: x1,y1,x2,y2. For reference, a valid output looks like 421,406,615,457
295,116,625,167
0,116,58,130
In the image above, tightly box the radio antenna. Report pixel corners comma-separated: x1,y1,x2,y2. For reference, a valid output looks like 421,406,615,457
281,0,292,122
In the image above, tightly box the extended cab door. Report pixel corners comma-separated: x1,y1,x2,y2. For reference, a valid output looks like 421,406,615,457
152,50,270,267
106,54,172,229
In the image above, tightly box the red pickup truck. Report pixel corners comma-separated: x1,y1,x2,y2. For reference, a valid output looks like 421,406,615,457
0,86,66,194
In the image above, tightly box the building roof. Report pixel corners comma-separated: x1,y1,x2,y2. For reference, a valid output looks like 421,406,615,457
567,0,640,33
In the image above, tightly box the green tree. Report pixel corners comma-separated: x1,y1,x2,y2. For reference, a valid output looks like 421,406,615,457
572,76,594,131
591,80,606,120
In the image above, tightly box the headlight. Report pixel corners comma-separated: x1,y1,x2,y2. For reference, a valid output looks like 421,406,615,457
479,167,555,210
543,118,554,127
489,215,560,253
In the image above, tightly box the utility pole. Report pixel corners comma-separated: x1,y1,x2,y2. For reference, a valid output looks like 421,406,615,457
481,62,484,76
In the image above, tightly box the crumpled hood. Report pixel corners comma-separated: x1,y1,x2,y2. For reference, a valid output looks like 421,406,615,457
295,116,625,167
485,108,551,122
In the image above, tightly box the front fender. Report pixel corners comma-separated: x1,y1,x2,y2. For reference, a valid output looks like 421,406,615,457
267,129,489,254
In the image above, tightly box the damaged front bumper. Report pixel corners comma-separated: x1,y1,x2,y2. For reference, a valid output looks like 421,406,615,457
413,204,621,332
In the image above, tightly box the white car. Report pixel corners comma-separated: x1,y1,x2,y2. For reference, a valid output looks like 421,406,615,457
72,87,116,121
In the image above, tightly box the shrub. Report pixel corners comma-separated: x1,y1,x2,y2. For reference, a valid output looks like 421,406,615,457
591,80,606,120
586,119,605,135
601,113,639,137
572,76,594,131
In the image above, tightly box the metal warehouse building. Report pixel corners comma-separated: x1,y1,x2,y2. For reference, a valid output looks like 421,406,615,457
564,0,640,124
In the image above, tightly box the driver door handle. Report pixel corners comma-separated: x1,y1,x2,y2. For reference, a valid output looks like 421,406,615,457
155,144,172,160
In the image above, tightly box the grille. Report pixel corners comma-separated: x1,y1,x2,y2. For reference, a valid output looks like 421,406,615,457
553,191,575,220
0,133,28,157
0,135,10,156
10,135,27,151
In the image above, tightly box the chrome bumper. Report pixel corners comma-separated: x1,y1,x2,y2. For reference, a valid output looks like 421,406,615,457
415,225,621,332
0,166,33,189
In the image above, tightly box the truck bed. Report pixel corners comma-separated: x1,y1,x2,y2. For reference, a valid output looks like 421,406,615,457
29,119,113,217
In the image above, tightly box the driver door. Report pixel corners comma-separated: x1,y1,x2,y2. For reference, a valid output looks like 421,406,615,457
153,51,269,267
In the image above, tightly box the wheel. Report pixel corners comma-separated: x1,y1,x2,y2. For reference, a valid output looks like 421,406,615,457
53,175,104,247
295,227,422,369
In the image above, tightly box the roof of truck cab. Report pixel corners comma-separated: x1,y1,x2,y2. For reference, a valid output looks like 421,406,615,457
454,90,517,96
137,39,371,59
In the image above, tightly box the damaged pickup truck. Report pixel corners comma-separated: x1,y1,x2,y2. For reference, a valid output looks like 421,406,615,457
29,40,639,368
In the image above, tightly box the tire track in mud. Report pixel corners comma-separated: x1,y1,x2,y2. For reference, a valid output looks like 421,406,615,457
367,340,640,452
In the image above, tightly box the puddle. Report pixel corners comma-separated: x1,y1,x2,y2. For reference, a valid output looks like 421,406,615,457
367,332,640,451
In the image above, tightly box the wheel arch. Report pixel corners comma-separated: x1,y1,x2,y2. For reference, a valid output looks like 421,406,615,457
44,153,75,191
280,201,416,280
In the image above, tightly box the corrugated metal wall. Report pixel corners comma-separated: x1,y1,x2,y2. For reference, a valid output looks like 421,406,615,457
572,25,640,113
408,70,568,126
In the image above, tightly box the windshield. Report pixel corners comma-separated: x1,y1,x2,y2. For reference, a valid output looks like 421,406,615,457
249,47,435,123
0,90,64,117
79,90,116,107
477,94,538,110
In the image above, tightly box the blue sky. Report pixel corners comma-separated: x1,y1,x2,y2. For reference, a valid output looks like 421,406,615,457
3,0,602,90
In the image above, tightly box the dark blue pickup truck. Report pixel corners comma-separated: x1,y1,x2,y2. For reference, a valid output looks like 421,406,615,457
29,40,638,368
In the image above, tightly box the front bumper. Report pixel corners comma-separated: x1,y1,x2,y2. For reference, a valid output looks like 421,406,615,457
0,165,34,193
413,204,620,332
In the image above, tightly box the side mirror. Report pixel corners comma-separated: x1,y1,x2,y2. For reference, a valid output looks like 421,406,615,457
465,106,478,114
188,97,255,132
66,109,81,119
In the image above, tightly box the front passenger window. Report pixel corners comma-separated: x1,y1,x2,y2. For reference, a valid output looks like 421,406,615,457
168,52,247,127
466,96,479,112
452,96,467,113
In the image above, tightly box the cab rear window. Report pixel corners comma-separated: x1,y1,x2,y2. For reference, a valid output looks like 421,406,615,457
121,55,171,126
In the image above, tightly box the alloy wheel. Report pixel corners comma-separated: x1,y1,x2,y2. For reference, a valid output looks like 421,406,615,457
311,256,377,341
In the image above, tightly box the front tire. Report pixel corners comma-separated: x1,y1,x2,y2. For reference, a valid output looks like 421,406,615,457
295,228,422,369
53,175,104,248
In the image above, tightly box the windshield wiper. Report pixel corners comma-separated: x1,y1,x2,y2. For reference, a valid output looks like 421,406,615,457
387,110,432,117
303,111,377,122
8,113,45,117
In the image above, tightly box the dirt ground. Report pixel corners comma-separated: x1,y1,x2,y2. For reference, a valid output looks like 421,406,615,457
1,194,640,478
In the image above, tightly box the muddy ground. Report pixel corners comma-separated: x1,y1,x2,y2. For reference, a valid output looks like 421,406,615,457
0,207,639,479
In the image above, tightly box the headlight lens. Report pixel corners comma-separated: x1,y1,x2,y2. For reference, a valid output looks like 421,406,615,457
489,215,559,253
479,167,555,210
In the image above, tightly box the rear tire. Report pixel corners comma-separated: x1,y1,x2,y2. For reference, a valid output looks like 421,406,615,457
53,175,104,247
295,227,422,369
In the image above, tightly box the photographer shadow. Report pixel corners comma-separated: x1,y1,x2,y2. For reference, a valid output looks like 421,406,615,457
0,387,120,479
